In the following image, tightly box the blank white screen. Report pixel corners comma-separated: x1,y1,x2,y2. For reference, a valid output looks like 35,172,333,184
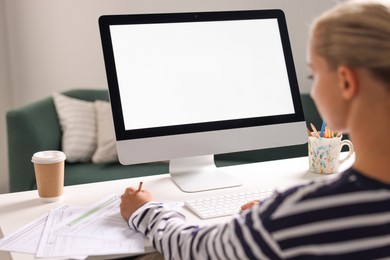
110,19,295,130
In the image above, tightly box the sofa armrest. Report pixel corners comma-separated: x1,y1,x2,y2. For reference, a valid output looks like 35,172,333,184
7,97,62,192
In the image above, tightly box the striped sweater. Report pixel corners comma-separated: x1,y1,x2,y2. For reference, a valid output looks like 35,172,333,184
129,168,390,259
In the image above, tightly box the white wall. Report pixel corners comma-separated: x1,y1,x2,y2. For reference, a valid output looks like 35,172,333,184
0,0,12,194
0,0,337,194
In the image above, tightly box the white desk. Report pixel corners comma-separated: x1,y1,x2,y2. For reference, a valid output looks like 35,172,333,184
0,155,354,260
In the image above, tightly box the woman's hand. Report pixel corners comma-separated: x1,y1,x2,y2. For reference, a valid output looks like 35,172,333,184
240,200,260,211
120,186,154,221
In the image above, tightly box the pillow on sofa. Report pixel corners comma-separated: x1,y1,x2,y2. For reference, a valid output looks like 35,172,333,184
53,93,97,162
92,100,119,163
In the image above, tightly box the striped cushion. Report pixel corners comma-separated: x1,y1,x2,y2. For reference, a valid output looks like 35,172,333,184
53,93,97,162
92,100,118,163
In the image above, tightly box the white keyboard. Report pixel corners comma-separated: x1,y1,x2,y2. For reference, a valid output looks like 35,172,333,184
185,189,273,219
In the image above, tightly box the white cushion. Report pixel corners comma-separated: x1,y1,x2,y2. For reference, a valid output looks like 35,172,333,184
53,93,97,162
92,100,118,163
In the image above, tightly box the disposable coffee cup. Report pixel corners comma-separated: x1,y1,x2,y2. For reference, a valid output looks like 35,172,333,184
32,151,66,202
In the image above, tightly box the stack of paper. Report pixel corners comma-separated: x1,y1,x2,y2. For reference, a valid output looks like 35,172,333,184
0,195,145,259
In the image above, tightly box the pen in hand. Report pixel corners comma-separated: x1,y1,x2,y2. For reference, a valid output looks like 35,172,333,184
137,181,143,192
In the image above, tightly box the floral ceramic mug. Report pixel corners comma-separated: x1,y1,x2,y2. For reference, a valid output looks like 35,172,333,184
308,135,354,174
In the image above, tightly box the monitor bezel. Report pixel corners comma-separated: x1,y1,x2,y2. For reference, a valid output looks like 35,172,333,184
99,9,305,141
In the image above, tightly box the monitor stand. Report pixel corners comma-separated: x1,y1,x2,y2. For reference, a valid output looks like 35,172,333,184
170,155,243,193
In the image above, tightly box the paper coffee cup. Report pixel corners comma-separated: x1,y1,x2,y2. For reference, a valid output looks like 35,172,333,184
32,151,66,202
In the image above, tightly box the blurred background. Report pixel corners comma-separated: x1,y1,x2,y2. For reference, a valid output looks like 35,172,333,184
0,0,338,194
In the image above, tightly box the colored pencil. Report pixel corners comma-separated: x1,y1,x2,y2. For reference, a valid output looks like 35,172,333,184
307,128,313,136
310,123,320,138
320,121,326,138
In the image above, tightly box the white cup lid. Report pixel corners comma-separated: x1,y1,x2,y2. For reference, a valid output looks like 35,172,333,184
32,150,66,164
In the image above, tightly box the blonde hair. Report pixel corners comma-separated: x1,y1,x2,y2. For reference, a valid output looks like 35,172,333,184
311,0,390,84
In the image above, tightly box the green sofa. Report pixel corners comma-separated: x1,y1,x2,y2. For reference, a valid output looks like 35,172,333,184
7,89,321,192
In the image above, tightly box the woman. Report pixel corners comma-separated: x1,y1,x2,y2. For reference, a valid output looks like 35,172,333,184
120,1,390,258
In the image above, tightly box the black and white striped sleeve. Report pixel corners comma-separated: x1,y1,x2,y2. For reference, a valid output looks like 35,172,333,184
128,196,283,259
128,169,390,259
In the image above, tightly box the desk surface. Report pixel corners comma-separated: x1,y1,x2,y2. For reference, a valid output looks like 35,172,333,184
0,155,354,260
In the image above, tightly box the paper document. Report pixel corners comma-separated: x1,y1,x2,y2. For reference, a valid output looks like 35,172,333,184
0,213,47,254
36,194,145,258
0,194,183,259
0,205,83,255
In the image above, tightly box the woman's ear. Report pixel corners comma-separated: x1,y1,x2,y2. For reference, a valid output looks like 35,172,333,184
337,66,358,100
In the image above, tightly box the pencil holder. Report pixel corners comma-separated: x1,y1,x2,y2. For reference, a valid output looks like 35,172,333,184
308,135,354,174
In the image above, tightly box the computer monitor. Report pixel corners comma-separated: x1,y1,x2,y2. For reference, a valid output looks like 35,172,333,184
99,9,307,192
